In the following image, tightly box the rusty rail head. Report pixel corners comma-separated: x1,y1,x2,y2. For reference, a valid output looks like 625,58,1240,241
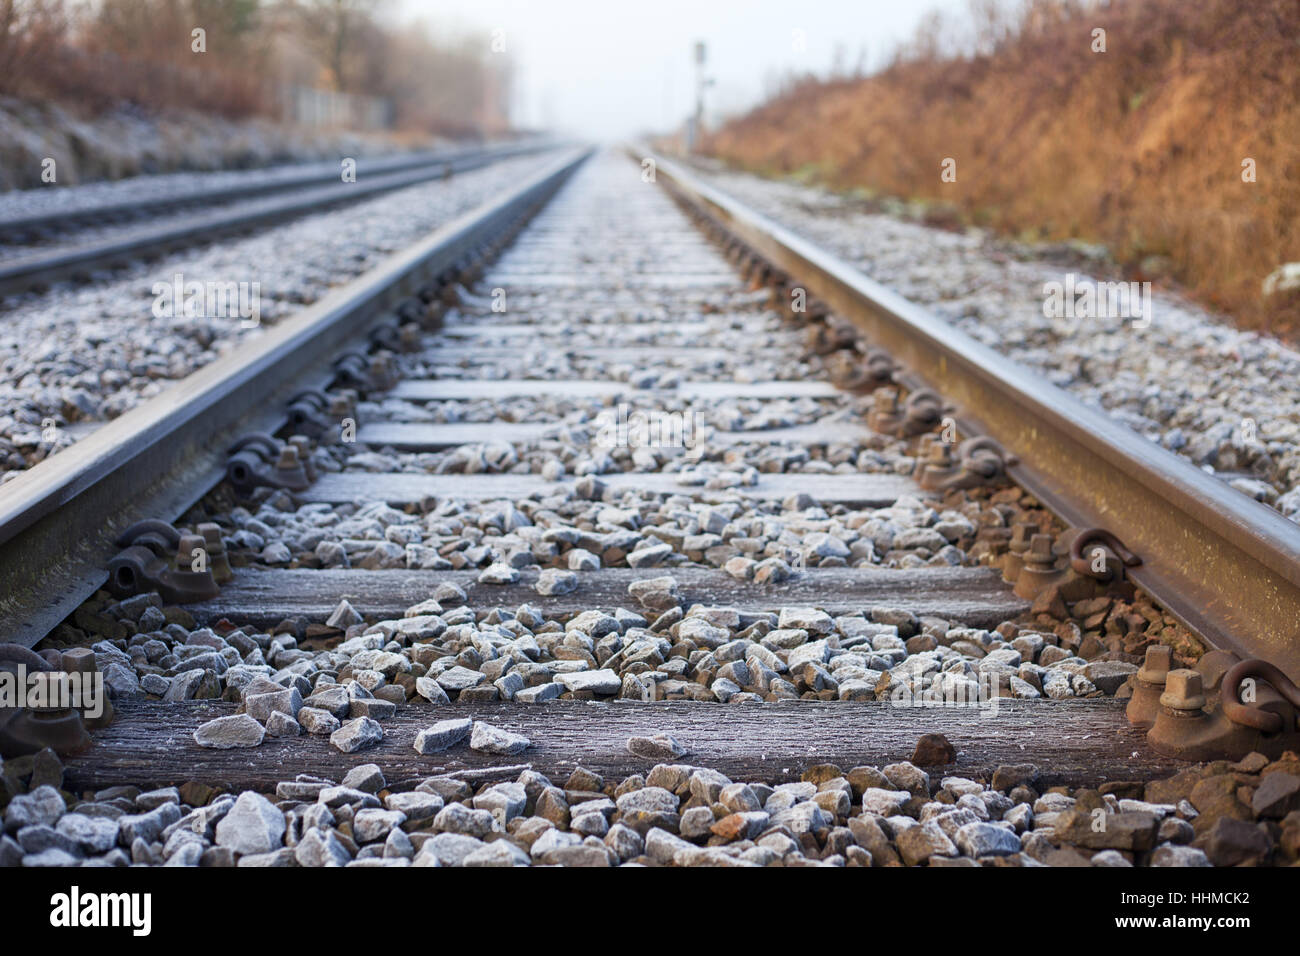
631,145,1300,682
0,147,592,646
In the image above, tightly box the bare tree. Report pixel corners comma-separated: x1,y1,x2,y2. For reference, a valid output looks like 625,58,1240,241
293,0,379,93
0,0,70,95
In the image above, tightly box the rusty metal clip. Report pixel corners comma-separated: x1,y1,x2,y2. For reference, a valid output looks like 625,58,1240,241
828,347,894,392
109,522,220,604
333,351,373,390
864,349,898,385
1221,659,1300,734
455,252,485,284
112,517,180,554
395,297,428,326
1146,659,1300,761
1134,649,1300,760
369,320,402,352
956,437,1016,482
1069,528,1141,583
373,316,422,353
1011,532,1097,601
919,436,1016,492
806,318,859,357
897,389,946,438
286,390,333,439
225,433,311,494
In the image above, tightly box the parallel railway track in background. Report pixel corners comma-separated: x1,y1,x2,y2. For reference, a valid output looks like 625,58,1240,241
2,147,1298,869
0,141,556,296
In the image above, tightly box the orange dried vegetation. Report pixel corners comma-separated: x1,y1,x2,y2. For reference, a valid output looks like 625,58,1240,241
705,0,1300,337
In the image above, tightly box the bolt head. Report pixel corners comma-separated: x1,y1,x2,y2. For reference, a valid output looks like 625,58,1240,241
61,647,97,674
1137,643,1172,684
1028,533,1054,558
1159,668,1206,711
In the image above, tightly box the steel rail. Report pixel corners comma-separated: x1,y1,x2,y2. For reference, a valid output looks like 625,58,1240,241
0,142,551,242
0,146,592,646
0,142,560,296
636,146,1300,681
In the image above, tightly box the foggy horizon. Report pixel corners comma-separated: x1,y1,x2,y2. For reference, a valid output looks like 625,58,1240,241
397,0,967,141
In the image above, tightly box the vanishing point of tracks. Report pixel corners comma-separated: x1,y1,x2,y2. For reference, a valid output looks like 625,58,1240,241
3,147,1300,869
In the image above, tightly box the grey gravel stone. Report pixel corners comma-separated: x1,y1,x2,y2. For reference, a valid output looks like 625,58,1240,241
416,831,484,866
470,720,531,755
265,711,301,737
432,802,495,838
1091,849,1134,867
298,707,341,735
4,785,65,829
194,714,265,749
326,599,364,629
535,568,578,595
385,791,444,821
626,734,689,760
294,827,351,867
895,821,958,866
22,848,82,867
954,821,1021,857
414,676,452,704
55,813,120,854
478,562,521,584
214,792,285,856
414,718,473,754
118,803,181,846
436,666,486,692
353,808,406,843
463,839,530,867
1150,845,1214,867
330,717,384,753
342,764,386,793
244,687,302,723
627,575,679,611
616,786,679,815
516,682,562,703
555,669,621,695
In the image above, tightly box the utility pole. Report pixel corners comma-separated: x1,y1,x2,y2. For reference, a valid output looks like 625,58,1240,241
687,40,713,154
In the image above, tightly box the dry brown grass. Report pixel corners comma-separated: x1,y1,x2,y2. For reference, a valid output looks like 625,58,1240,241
0,1,512,137
1,0,271,117
706,0,1300,337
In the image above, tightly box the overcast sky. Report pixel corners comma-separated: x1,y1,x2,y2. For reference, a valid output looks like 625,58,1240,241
396,0,967,141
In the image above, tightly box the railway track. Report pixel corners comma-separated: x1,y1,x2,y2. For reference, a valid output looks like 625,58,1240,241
0,140,554,296
1,148,1298,870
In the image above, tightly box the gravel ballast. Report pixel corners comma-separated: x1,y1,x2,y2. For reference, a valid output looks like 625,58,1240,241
3,747,1295,868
